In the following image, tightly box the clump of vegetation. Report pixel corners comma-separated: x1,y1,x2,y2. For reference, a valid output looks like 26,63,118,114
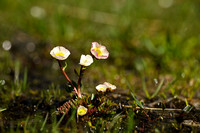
50,42,117,119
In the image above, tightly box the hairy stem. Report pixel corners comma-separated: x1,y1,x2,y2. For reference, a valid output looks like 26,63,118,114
57,60,82,98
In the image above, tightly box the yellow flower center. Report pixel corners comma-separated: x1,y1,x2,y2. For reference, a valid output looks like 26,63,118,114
94,48,102,56
83,59,87,63
99,88,105,91
78,108,87,114
55,51,64,57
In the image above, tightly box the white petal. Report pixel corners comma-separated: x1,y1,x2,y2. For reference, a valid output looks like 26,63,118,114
79,54,93,66
104,82,116,90
91,42,100,49
96,84,107,92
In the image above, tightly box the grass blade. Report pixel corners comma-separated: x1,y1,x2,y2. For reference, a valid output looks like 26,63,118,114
126,78,132,91
108,112,122,131
126,111,135,132
66,110,76,126
0,108,6,112
40,112,49,131
142,75,150,99
131,92,144,109
24,116,29,133
55,113,66,129
165,77,178,91
150,79,164,99
126,78,145,109
23,67,28,90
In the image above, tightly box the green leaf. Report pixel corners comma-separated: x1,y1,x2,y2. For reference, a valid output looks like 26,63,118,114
82,66,87,70
131,92,144,109
74,69,80,77
88,121,96,129
63,62,68,71
65,80,79,93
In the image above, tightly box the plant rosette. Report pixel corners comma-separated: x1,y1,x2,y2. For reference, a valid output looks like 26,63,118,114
50,43,117,117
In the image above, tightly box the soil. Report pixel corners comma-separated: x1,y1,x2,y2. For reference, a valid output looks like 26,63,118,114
1,94,200,132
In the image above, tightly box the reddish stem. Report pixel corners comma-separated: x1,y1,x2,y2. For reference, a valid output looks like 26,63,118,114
57,60,82,98
77,65,83,97
142,109,151,121
141,109,162,122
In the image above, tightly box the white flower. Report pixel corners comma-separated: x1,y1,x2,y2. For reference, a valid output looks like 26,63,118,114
50,46,70,60
77,105,88,116
96,84,108,92
103,82,116,91
79,54,93,66
90,42,109,59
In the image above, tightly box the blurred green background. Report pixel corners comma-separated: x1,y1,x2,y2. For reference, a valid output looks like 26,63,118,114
1,0,200,98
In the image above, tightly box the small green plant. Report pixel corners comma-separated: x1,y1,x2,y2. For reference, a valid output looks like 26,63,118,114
142,76,164,99
50,42,117,118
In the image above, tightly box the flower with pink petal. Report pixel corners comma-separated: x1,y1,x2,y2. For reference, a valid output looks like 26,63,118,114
90,42,109,59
